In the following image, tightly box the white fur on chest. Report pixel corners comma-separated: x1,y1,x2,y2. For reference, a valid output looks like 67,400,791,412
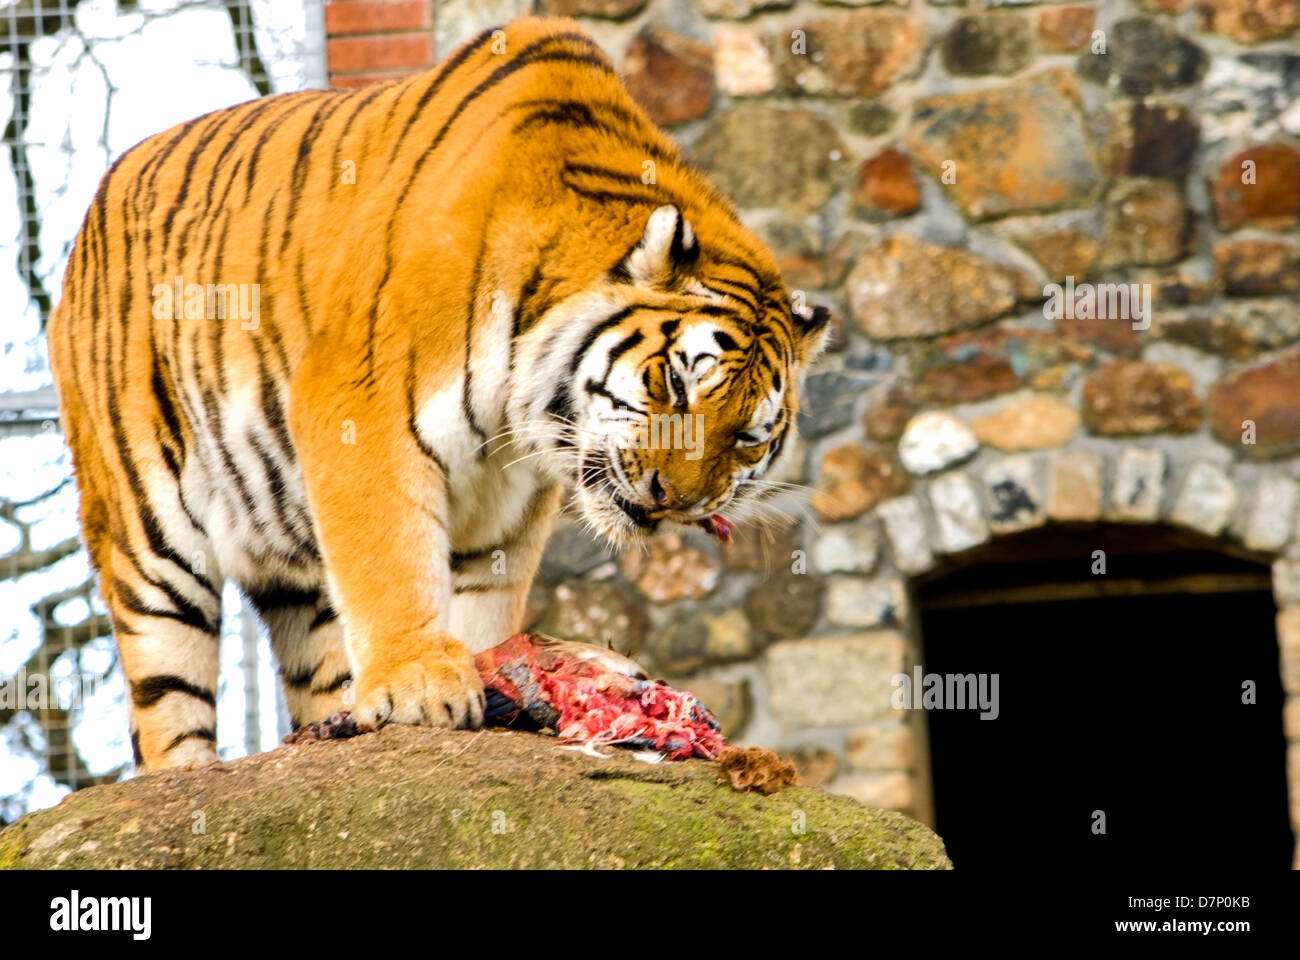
414,380,546,553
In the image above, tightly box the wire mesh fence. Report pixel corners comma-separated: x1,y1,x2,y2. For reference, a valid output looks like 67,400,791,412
0,0,328,824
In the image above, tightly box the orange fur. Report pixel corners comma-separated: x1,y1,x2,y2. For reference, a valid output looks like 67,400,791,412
47,18,829,772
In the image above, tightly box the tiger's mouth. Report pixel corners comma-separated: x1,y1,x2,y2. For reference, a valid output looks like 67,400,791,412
610,490,658,530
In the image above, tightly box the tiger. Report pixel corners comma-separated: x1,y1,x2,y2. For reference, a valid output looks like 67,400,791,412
47,16,831,773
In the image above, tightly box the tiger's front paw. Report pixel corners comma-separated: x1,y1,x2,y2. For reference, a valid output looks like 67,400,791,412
352,641,485,731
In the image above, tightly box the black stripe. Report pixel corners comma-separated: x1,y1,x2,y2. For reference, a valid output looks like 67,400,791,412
132,674,217,709
310,605,338,631
115,578,219,635
131,729,143,766
247,582,319,612
405,348,448,472
164,728,216,752
311,672,352,697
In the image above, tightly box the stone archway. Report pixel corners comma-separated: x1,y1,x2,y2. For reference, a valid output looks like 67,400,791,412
850,443,1300,867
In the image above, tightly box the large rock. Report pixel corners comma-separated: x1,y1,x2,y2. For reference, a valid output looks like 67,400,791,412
622,26,715,126
1211,143,1300,231
1197,0,1300,43
906,69,1100,220
846,235,1027,339
912,327,1091,403
0,727,950,869
1076,16,1207,96
1082,360,1202,435
1209,349,1300,456
773,11,923,97
940,13,1034,76
691,105,849,214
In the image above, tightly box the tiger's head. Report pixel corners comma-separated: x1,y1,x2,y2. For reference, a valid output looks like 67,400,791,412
517,205,831,548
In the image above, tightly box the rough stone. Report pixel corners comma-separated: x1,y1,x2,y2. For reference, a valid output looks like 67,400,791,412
1098,179,1195,268
1082,360,1203,436
847,99,899,137
1057,309,1144,357
1281,608,1300,692
846,235,1027,339
537,0,646,17
720,524,802,573
1202,54,1300,145
1197,0,1300,44
0,725,952,870
972,392,1079,451
941,13,1034,76
827,576,908,628
929,471,991,554
619,533,720,602
813,444,909,522
779,746,839,788
864,379,917,443
846,723,914,772
1209,350,1300,456
650,607,754,675
1046,450,1105,522
853,147,921,218
1110,447,1166,522
1214,241,1300,296
897,412,978,476
913,327,1092,403
681,677,752,739
757,218,825,289
541,581,647,656
766,632,907,728
712,27,775,96
1104,101,1200,177
691,105,849,215
744,567,823,640
1171,461,1238,536
906,68,1099,220
983,454,1045,533
622,26,715,126
833,773,914,813
1274,558,1300,606
1157,301,1300,360
1076,16,1207,96
1038,6,1095,51
1211,143,1300,231
813,524,882,574
877,496,935,574
697,0,793,17
1245,472,1300,552
436,0,532,57
1136,0,1193,10
536,520,613,583
773,11,923,98
1013,227,1098,282
800,368,876,439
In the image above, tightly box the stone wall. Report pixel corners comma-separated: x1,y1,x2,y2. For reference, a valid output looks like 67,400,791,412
326,0,1300,843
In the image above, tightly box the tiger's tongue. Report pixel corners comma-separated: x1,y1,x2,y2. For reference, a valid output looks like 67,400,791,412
697,514,733,543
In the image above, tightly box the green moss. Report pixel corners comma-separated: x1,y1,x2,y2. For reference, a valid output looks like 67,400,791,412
0,727,950,870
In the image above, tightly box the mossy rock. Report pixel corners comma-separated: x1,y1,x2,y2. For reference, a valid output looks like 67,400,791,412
0,726,950,869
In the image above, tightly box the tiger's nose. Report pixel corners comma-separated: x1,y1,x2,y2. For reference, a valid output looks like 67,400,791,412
648,470,678,509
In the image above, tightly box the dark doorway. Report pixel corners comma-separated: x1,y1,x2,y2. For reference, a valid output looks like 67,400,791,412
917,525,1292,871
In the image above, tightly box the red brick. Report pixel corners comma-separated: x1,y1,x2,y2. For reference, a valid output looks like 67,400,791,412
325,1,430,36
327,33,433,73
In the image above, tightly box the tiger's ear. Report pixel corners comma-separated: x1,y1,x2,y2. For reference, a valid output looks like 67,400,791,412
793,303,833,364
610,205,699,288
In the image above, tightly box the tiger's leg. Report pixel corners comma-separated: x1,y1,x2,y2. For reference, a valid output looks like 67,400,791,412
249,587,353,729
107,529,224,773
449,485,562,654
287,353,485,731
